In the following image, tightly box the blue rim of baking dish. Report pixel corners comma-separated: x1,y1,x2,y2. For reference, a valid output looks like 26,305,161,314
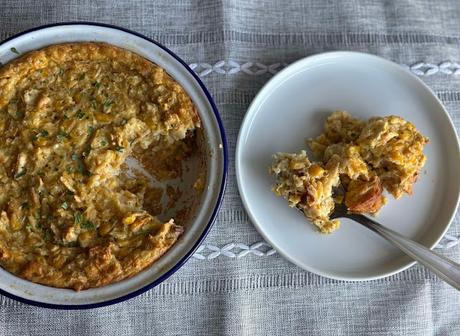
0,22,228,310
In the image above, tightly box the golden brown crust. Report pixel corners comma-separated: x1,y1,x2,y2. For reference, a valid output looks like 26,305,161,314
357,115,428,199
19,222,183,290
310,112,428,206
345,175,385,214
0,43,200,129
0,43,200,290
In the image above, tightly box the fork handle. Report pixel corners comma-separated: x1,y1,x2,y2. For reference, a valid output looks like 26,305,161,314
348,213,460,291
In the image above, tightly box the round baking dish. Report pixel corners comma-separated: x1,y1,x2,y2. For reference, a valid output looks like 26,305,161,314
0,22,227,309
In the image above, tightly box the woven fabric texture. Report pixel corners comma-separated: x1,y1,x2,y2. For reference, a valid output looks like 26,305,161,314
0,1,459,335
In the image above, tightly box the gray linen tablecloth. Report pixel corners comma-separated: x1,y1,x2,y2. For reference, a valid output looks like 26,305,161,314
0,1,459,335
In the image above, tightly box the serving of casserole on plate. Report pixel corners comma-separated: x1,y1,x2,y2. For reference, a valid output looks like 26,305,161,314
270,111,429,234
236,51,460,282
0,23,227,309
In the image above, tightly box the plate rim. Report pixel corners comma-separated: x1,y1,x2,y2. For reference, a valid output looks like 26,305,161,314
235,50,460,282
0,21,228,310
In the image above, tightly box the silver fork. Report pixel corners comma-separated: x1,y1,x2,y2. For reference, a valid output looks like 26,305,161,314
328,203,460,290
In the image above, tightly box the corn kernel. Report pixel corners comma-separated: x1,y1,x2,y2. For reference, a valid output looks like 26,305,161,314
308,164,324,177
122,214,137,225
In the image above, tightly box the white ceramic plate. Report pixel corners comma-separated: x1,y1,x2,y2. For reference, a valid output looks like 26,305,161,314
236,51,460,281
0,23,227,308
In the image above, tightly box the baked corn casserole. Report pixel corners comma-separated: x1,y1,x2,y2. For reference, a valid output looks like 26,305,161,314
0,43,201,290
270,111,428,233
270,151,341,233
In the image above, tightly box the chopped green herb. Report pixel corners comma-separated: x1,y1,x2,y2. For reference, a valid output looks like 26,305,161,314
76,163,84,173
71,153,90,176
10,47,20,55
66,166,74,174
58,68,65,76
32,129,49,141
93,81,101,88
75,110,85,119
57,130,70,141
61,202,68,210
104,98,113,108
78,73,85,80
74,211,83,225
80,219,95,230
14,168,27,179
87,126,94,135
100,140,108,147
114,146,124,153
42,228,52,241
91,100,97,109
74,211,94,229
